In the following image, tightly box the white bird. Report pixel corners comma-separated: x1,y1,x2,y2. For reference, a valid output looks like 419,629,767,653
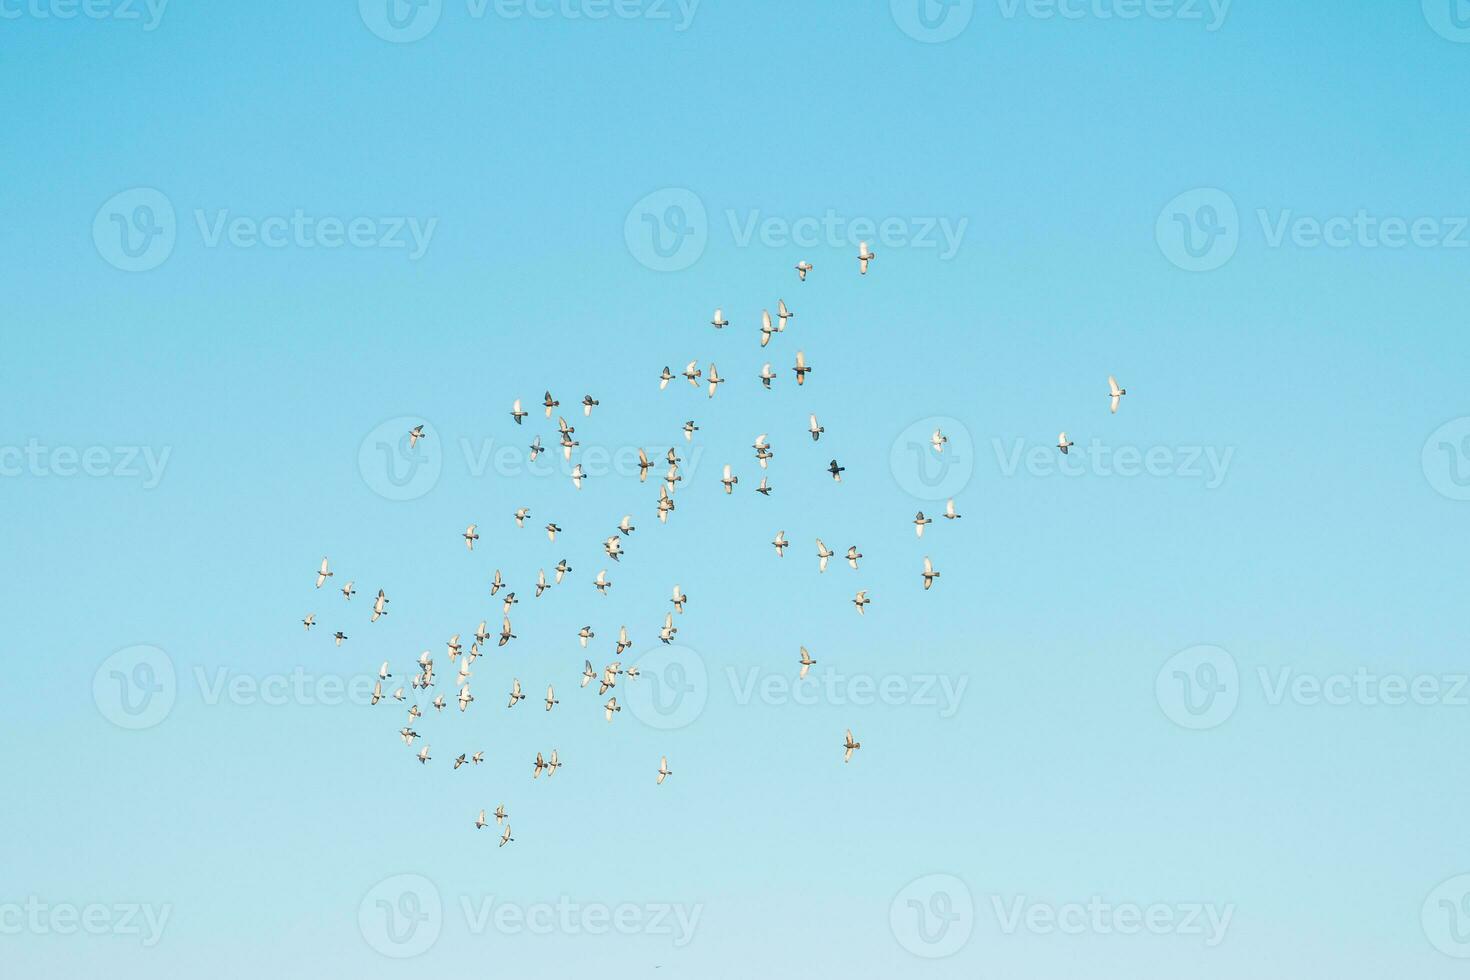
846,545,863,570
617,514,635,536
683,420,699,442
707,362,723,398
760,309,779,347
600,663,620,695
489,569,504,596
777,298,793,327
545,522,561,543
571,464,585,490
659,366,673,390
582,394,599,416
922,556,940,590
454,753,467,770
1058,431,1074,455
535,568,549,597
1109,375,1127,414
616,625,632,655
625,665,641,681
795,259,813,280
371,681,384,705
499,615,516,646
341,580,355,600
844,729,861,762
314,557,332,588
302,613,315,631
594,569,611,595
543,390,558,417
510,399,527,424
753,433,772,468
931,428,947,454
408,424,426,448
816,538,834,573
793,350,810,385
604,536,623,562
495,804,507,825
711,307,729,329
604,697,621,721
447,634,462,659
514,507,530,527
378,661,392,681
756,474,772,496
660,612,677,644
671,584,687,613
545,684,558,711
721,464,738,494
499,825,513,847
432,693,446,712
333,630,348,646
914,511,933,537
799,646,816,679
371,589,389,622
464,523,479,550
546,749,561,777
578,627,595,648
581,659,597,688
637,448,652,481
458,684,474,711
853,591,871,615
472,751,483,766
507,679,525,707
772,530,787,557
683,361,702,387
858,241,875,275
943,498,961,520
759,362,776,389
657,756,672,785
533,752,548,778
401,727,418,745
476,809,488,829
528,435,543,461
417,743,431,764
809,414,824,441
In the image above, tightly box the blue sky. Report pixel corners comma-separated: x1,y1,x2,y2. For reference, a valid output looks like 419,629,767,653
4,1,1470,976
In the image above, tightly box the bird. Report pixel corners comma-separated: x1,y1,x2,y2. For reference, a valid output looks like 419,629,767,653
828,459,845,482
604,536,623,562
600,663,620,695
528,435,543,461
795,259,813,280
543,391,558,417
583,394,599,416
625,666,641,680
760,309,777,347
660,612,677,644
545,684,559,711
943,498,961,520
302,613,315,631
657,756,672,785
408,424,426,448
707,363,723,398
931,428,948,454
711,308,729,329
682,361,702,387
594,570,612,594
578,627,595,648
846,546,863,570
499,616,516,646
1058,432,1074,455
844,729,861,762
333,631,347,646
547,749,561,777
432,693,446,712
799,646,816,679
922,556,940,590
756,475,772,496
502,592,518,615
535,569,549,597
604,697,621,721
476,809,488,829
858,241,875,274
809,414,824,441
777,298,793,328
914,511,933,537
533,751,548,777
671,584,687,613
853,591,871,615
507,679,526,707
459,684,474,711
816,538,834,573
1108,375,1127,414
659,366,673,390
581,659,597,687
417,744,431,764
510,399,527,424
637,449,652,482
494,804,507,825
340,580,355,600
616,625,632,655
793,350,811,385
759,362,776,389
314,557,332,588
400,727,418,745
463,523,479,551
454,753,468,770
683,420,699,442
378,661,392,681
514,507,530,528
721,464,738,494
556,558,572,583
489,569,504,596
371,681,384,705
571,464,585,489
545,522,561,542
753,433,772,467
371,589,389,621
772,530,788,557
499,825,513,847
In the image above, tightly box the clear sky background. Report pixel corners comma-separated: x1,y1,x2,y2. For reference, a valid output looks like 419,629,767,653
4,1,1470,977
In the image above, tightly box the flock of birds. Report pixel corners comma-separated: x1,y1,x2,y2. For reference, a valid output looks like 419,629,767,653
300,242,1129,847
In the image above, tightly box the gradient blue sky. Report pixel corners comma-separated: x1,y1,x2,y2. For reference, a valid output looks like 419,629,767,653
4,2,1470,977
